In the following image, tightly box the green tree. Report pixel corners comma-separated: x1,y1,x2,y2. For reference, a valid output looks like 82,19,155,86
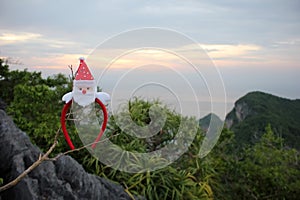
231,124,300,199
0,59,9,80
8,84,64,150
0,60,75,154
0,59,46,104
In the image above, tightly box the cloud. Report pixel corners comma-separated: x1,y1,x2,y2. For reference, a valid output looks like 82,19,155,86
0,30,92,76
104,49,190,69
0,30,90,57
274,38,300,46
166,43,263,68
30,53,87,69
138,2,216,16
0,0,298,50
0,32,42,45
201,44,261,59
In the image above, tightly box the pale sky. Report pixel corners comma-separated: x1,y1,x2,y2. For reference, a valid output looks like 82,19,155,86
0,0,299,118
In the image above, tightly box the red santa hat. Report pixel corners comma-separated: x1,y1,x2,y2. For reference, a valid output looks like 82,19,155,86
74,57,95,86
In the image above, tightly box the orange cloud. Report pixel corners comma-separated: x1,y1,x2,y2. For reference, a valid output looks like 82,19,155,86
89,43,264,70
28,54,88,71
92,48,189,70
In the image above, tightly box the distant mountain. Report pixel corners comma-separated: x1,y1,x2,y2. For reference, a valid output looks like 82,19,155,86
225,91,300,149
199,113,223,133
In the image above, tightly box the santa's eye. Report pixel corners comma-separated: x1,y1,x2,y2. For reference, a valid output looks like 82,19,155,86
87,87,90,90
79,88,82,90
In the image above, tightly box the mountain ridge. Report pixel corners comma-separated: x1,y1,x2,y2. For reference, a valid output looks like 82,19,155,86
225,91,300,149
199,113,223,133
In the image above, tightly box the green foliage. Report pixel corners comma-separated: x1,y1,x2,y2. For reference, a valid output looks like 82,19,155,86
216,124,300,199
227,91,300,149
0,59,76,154
0,59,43,104
83,98,216,199
0,59,9,80
239,125,300,199
201,128,239,199
7,83,71,153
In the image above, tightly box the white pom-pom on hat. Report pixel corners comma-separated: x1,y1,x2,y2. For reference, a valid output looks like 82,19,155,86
79,57,85,61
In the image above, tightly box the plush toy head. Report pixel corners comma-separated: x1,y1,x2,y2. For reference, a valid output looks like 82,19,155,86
73,58,96,106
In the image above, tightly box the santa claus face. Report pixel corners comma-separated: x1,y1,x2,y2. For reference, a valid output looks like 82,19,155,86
73,83,96,107
78,86,93,95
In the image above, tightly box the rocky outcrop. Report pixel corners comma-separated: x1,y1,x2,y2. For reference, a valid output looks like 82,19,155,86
225,101,250,129
234,102,249,122
0,110,134,200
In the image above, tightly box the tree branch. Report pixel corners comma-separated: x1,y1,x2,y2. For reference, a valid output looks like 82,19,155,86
0,128,119,193
48,133,120,161
0,129,60,192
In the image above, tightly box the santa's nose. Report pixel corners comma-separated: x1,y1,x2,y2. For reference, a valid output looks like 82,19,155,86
82,89,87,94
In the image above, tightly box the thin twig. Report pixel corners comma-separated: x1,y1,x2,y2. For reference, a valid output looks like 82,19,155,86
0,122,120,193
0,129,61,192
48,133,120,161
68,65,75,80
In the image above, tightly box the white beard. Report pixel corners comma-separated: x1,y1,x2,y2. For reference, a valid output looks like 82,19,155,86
73,90,95,107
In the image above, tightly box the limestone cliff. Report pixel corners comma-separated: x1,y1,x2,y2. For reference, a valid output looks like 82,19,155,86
0,110,134,200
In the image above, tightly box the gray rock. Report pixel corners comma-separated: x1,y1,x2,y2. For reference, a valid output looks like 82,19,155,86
0,110,133,200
